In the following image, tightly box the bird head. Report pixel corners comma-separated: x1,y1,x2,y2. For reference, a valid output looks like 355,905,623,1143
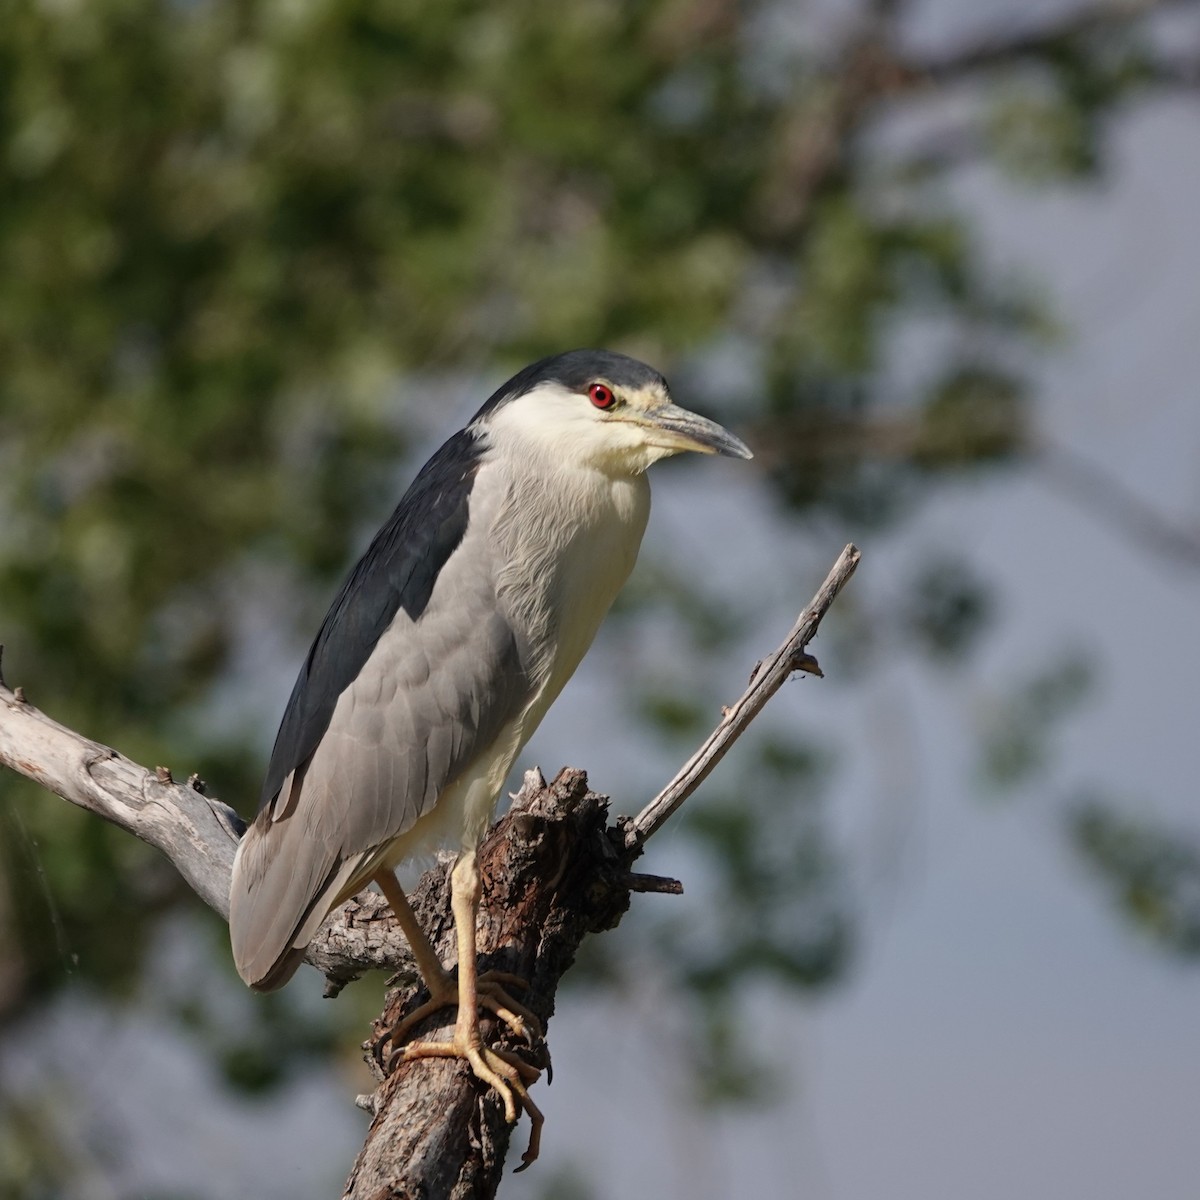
476,349,752,475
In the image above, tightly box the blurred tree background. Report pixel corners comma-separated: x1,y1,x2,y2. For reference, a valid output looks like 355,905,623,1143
2,0,1199,1196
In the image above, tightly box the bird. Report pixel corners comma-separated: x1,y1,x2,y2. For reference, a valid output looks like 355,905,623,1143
228,348,751,1160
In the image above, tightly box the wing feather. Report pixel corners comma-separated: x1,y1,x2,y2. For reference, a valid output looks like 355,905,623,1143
260,427,486,815
230,453,538,990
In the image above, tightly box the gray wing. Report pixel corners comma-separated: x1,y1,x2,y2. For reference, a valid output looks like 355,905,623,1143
230,456,534,990
259,427,487,814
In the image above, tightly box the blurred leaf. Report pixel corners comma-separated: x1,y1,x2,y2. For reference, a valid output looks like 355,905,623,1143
639,691,710,741
980,650,1096,790
915,365,1026,470
987,82,1096,181
688,992,781,1107
902,555,994,663
640,733,849,1102
1071,798,1200,957
534,1165,600,1200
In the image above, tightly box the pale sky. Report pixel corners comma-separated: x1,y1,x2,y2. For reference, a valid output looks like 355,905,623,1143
504,90,1200,1200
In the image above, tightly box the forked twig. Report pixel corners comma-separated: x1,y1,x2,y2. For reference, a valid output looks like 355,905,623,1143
629,543,861,847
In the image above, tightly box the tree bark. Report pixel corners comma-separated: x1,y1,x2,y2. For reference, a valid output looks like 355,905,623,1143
0,545,861,1198
342,767,635,1199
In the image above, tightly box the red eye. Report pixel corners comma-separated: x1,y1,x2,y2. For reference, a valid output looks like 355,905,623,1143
589,383,615,410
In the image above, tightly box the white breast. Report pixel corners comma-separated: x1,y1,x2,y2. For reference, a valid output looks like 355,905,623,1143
492,454,650,724
415,453,649,851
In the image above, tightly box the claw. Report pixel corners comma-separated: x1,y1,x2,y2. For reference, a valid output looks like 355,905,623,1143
383,970,541,1057
372,861,546,1168
477,972,542,1044
489,1045,542,1085
396,1036,543,1165
512,1089,544,1172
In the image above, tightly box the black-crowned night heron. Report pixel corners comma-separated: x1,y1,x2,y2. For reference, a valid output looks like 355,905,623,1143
229,349,751,1156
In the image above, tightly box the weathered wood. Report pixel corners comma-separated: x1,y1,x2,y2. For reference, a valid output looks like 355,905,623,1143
0,658,245,917
342,768,634,1199
0,647,419,987
0,544,861,1196
629,543,860,846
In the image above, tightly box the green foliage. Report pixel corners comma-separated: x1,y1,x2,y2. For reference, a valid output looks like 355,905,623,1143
616,558,744,652
532,1164,599,1200
681,735,846,992
638,690,711,741
902,555,994,663
0,1092,84,1200
0,787,186,1001
986,27,1159,183
980,650,1096,790
216,995,343,1094
988,83,1099,181
0,0,1182,1171
1071,798,1200,957
914,366,1026,471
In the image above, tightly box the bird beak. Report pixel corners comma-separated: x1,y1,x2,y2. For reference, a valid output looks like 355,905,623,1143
645,402,754,460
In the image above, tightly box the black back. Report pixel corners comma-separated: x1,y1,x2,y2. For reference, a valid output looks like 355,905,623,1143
260,428,485,811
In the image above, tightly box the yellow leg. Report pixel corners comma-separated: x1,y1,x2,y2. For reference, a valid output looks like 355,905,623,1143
374,867,541,1047
374,859,544,1169
374,869,454,991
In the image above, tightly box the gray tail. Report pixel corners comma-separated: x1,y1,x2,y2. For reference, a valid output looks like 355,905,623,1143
228,809,362,991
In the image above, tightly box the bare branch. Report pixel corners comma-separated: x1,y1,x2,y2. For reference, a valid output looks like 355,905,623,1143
1035,442,1200,573
0,542,863,978
0,543,862,1193
908,0,1195,86
628,543,862,847
622,871,685,895
0,648,416,986
0,650,244,918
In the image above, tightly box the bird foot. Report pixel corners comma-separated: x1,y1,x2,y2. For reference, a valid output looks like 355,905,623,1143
393,1034,545,1169
386,969,542,1050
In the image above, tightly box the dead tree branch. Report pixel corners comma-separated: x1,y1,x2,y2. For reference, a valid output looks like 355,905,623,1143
0,658,243,918
629,542,861,847
0,649,418,988
0,545,861,1196
1035,442,1200,574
